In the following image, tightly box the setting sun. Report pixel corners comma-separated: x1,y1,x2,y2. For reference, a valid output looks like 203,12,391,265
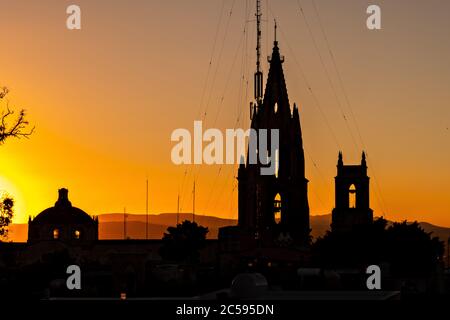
0,169,27,222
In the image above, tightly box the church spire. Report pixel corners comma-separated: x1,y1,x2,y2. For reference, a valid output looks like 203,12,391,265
238,15,310,246
338,151,343,167
361,151,367,167
262,24,287,115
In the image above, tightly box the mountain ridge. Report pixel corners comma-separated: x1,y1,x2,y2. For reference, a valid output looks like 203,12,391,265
6,213,450,245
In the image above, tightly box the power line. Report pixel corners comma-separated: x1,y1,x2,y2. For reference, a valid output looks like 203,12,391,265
220,35,253,219
268,4,384,217
179,0,235,214
197,0,254,216
310,0,389,216
179,0,227,214
202,0,237,127
296,0,361,159
190,0,237,206
196,0,227,119
202,22,249,214
274,18,342,149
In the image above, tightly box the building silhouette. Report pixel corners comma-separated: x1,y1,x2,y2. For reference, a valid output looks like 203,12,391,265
237,36,310,247
1,188,219,297
1,1,446,299
331,151,373,233
28,188,98,243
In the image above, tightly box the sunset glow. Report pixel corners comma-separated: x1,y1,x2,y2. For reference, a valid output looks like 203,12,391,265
1,0,450,228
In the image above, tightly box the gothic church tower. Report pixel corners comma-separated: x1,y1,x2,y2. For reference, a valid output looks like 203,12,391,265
237,22,310,246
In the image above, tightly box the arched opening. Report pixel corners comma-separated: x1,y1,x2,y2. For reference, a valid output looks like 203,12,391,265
53,228,60,240
274,102,278,114
349,184,356,208
274,193,281,224
74,230,81,240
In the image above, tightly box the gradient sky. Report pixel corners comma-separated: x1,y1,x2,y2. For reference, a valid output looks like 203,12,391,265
1,0,450,227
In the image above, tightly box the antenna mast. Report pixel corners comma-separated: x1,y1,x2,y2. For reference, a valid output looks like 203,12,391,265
254,0,263,104
146,178,149,240
192,180,196,223
123,207,127,240
274,19,277,43
177,192,180,225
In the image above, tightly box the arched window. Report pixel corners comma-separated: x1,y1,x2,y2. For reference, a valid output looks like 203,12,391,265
349,184,356,208
53,228,59,240
274,102,278,114
74,230,81,240
274,193,281,224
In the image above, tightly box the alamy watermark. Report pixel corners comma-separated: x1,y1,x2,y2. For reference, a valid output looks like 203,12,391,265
66,264,81,290
66,5,81,30
65,4,380,31
367,5,381,30
170,121,279,176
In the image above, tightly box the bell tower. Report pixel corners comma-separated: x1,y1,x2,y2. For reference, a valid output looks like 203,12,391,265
331,151,373,233
237,4,310,246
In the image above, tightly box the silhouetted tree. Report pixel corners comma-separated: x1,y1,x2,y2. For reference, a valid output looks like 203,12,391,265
0,86,34,239
312,218,444,277
312,217,388,268
0,87,34,144
0,196,14,240
159,220,209,263
386,221,444,277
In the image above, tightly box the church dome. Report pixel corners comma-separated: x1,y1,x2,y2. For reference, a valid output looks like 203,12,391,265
28,188,98,243
33,188,94,225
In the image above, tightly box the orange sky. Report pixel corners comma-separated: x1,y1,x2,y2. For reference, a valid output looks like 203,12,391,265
1,0,450,227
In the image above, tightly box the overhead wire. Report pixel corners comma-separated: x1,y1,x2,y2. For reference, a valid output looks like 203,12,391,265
179,0,228,213
310,0,389,216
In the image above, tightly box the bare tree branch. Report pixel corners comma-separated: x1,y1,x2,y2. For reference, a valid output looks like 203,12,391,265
0,87,8,99
0,87,35,144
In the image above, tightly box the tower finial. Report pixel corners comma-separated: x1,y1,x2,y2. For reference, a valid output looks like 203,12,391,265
55,188,71,207
274,19,277,44
254,0,263,104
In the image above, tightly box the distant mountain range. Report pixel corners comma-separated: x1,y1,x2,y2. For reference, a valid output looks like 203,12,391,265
7,213,236,242
6,213,450,246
